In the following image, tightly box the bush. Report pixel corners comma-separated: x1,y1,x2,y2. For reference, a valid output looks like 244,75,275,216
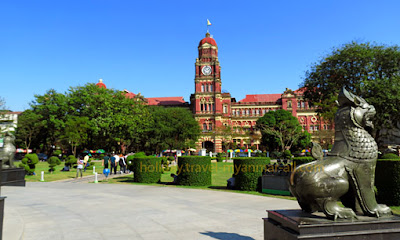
134,152,146,157
376,159,400,205
283,150,292,159
233,157,270,191
380,153,400,159
132,157,162,183
52,149,62,156
19,153,39,175
177,156,211,186
47,156,61,172
65,155,77,168
292,157,314,167
255,152,267,157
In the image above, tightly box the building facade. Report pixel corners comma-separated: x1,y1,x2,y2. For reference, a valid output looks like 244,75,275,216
97,32,332,153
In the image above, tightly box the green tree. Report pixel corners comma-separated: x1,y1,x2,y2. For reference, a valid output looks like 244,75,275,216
256,109,308,152
302,42,400,142
66,84,152,153
31,89,68,153
63,116,90,157
146,107,200,153
15,110,43,151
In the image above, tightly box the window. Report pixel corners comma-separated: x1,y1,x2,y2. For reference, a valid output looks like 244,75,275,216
297,102,301,108
246,109,250,115
252,109,255,115
262,109,266,115
201,85,204,92
223,105,227,113
301,102,305,108
204,104,207,111
201,104,203,111
287,101,292,108
209,123,213,131
314,125,319,131
256,109,260,115
209,85,213,92
203,123,207,131
208,104,212,112
310,126,314,131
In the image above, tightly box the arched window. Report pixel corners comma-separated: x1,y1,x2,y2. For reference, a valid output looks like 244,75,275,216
209,123,213,131
209,85,213,92
223,105,227,113
201,104,203,111
201,85,204,92
203,123,207,131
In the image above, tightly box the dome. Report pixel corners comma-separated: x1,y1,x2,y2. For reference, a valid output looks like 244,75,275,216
96,79,107,89
199,32,217,47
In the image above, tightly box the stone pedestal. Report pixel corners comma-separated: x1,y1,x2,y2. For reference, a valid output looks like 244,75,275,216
1,168,26,187
261,175,291,196
264,210,400,240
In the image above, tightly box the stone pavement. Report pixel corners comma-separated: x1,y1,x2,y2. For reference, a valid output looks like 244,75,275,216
2,182,299,240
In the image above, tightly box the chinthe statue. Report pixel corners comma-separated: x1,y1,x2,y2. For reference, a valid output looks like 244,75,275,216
289,88,392,220
0,131,16,168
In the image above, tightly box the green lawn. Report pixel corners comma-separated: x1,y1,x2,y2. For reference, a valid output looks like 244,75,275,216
19,160,106,182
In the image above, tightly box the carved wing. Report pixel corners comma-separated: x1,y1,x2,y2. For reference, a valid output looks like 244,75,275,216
311,142,323,161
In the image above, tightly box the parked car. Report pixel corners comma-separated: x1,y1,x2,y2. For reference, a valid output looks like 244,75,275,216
37,153,48,161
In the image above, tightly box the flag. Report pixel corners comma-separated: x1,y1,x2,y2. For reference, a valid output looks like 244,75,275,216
207,19,212,26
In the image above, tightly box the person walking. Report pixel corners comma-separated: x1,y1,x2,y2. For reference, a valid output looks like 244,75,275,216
102,154,110,178
113,154,120,174
76,156,84,178
119,155,126,174
83,154,89,172
110,155,116,175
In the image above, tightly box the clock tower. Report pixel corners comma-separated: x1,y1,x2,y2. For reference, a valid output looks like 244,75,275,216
190,32,232,153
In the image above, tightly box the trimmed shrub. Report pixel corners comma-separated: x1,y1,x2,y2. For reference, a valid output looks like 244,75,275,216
283,150,292,159
65,155,77,168
177,156,211,186
47,156,61,173
292,157,314,167
233,157,270,191
19,153,39,175
132,157,162,183
375,159,400,205
134,152,146,157
52,149,62,156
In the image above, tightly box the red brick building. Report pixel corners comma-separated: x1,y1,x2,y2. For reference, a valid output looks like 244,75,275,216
97,32,332,153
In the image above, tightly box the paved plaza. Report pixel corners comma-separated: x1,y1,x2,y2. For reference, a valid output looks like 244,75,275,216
3,182,299,240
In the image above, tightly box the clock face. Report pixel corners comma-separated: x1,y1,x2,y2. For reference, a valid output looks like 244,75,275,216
202,65,212,75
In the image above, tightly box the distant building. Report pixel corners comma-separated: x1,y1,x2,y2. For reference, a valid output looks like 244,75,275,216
0,111,22,133
97,32,332,153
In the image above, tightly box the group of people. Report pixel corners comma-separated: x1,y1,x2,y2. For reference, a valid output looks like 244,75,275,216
102,154,128,178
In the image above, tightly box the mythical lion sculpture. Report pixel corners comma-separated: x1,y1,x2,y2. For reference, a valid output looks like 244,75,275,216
289,88,392,220
0,131,16,168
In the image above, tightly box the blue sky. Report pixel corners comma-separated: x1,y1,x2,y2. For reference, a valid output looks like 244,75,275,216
1,0,400,111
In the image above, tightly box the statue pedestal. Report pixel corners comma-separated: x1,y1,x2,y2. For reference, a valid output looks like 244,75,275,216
1,168,26,187
264,210,400,240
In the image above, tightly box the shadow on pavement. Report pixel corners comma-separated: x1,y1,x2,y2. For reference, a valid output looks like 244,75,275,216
200,231,255,240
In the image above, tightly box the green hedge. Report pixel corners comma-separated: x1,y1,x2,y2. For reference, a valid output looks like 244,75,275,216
233,157,270,191
292,157,314,167
375,159,400,206
177,156,211,186
132,157,162,183
19,153,39,175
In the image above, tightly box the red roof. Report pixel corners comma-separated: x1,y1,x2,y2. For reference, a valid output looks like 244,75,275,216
147,97,186,106
239,94,282,103
124,91,136,99
199,33,217,47
96,79,107,89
